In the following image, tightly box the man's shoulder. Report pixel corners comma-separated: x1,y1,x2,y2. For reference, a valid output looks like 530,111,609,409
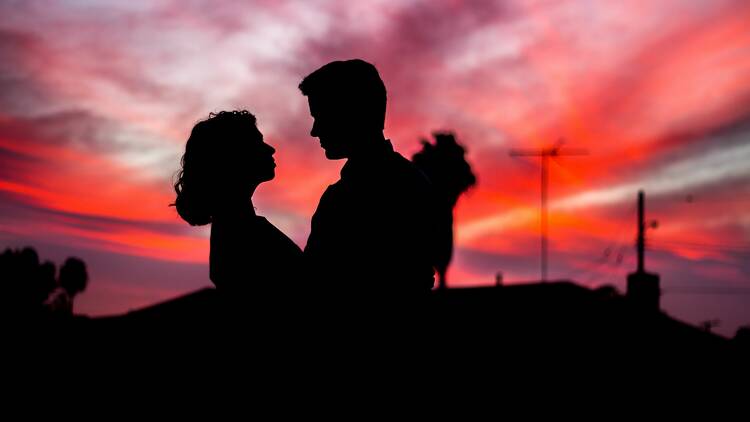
313,180,350,214
320,149,434,199
321,179,346,197
387,150,434,192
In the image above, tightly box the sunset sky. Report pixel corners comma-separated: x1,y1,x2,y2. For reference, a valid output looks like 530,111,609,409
1,0,748,336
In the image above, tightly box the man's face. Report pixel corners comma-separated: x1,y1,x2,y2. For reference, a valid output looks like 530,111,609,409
307,95,352,160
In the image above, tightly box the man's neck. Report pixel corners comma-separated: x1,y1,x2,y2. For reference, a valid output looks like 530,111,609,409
347,132,388,161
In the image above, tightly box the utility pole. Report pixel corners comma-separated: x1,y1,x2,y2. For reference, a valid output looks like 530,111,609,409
510,140,587,282
627,190,661,311
637,190,646,273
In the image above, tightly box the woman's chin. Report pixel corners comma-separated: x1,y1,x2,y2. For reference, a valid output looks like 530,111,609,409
261,170,275,182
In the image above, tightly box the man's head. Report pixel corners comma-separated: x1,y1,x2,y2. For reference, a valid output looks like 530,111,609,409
299,59,387,159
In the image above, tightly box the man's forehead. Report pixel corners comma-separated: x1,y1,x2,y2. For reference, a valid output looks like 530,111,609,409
308,95,350,113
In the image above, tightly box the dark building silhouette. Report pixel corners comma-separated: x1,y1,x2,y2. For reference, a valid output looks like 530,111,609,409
85,280,733,357
733,325,750,353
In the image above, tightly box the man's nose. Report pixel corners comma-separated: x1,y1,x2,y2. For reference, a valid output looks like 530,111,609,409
310,120,319,137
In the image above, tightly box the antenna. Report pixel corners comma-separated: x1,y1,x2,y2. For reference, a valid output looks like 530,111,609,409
509,139,588,282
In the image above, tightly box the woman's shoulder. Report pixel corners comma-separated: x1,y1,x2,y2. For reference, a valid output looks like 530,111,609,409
213,215,302,255
209,214,302,288
254,216,303,253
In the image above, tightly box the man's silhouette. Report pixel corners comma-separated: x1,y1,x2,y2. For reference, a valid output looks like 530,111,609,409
299,59,439,298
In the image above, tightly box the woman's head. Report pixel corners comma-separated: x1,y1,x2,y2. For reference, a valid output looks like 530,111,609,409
173,110,276,226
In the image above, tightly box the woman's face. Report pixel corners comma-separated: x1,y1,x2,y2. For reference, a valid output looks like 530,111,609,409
246,125,276,184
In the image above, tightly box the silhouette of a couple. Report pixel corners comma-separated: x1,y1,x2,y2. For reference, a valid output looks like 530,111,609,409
173,59,442,308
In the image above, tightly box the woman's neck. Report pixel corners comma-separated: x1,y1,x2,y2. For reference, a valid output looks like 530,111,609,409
213,197,256,219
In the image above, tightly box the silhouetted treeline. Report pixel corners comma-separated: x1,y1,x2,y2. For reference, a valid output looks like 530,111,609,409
1,246,88,319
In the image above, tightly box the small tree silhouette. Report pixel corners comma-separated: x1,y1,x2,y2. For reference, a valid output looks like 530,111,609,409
1,247,89,317
37,261,57,304
58,257,88,312
1,247,43,313
412,132,477,289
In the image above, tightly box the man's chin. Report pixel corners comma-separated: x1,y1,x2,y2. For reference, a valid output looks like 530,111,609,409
324,149,347,160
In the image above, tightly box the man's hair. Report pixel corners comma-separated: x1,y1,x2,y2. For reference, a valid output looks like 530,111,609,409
299,59,387,130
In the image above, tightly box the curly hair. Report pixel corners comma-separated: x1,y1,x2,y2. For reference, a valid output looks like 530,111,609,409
172,110,258,226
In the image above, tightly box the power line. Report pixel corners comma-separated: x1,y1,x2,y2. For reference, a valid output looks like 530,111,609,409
663,288,750,296
559,203,637,283
649,240,750,252
647,244,750,256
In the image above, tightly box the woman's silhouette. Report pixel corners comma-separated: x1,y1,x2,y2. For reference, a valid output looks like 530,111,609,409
173,110,302,299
